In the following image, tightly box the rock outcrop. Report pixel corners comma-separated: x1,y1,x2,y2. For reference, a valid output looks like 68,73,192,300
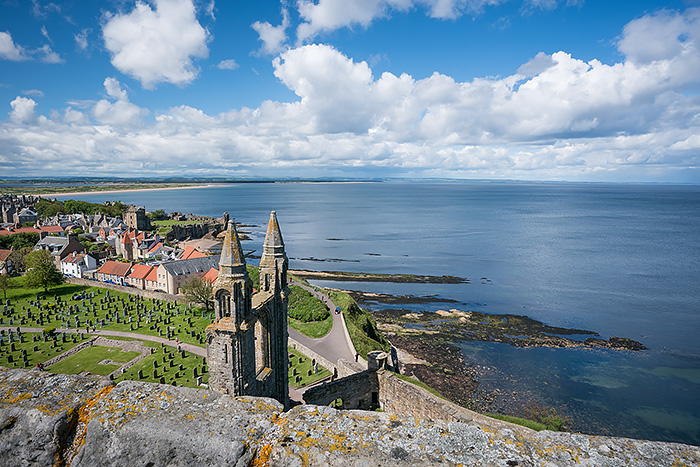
1,368,699,466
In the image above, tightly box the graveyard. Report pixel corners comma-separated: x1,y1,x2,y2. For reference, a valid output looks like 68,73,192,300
0,279,333,389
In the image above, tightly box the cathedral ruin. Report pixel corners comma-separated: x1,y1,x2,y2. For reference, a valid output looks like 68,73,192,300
206,211,290,408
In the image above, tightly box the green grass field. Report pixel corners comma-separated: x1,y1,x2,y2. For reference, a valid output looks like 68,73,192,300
2,278,210,347
48,345,140,376
0,331,91,368
113,344,208,389
288,346,331,388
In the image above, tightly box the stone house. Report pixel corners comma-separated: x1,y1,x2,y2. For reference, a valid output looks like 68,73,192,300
124,206,151,230
33,234,86,268
60,252,98,278
96,260,132,285
14,207,39,225
155,255,220,294
126,264,155,289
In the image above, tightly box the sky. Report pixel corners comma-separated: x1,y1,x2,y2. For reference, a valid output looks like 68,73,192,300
1,0,699,182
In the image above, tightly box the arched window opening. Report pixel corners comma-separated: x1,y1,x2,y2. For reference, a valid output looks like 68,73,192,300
254,316,270,375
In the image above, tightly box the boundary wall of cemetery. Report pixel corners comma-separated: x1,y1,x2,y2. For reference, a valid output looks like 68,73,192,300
66,277,184,303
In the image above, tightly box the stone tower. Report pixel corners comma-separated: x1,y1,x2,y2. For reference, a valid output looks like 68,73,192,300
206,211,289,408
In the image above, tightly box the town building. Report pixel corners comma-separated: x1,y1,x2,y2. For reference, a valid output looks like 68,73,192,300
0,249,11,274
206,211,289,408
32,234,86,268
60,252,98,278
124,206,151,230
126,264,155,289
155,255,220,294
96,260,132,285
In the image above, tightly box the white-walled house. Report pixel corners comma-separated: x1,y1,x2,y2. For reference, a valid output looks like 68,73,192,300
60,252,98,278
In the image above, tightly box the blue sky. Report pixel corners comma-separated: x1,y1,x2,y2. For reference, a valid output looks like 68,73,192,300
1,0,699,182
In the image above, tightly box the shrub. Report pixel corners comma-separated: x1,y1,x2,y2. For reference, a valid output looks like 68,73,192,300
523,402,572,432
43,327,56,335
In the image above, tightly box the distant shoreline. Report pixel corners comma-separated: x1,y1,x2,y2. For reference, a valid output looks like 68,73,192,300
42,184,223,198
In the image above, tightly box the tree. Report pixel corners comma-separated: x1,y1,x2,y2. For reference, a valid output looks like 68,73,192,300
181,276,213,313
0,274,12,301
24,249,64,292
7,246,31,273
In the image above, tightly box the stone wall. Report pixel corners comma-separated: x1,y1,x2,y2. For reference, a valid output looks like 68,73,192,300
66,277,185,303
165,223,210,242
1,368,699,466
302,371,376,409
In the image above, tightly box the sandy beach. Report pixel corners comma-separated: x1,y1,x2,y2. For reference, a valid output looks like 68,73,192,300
41,184,224,198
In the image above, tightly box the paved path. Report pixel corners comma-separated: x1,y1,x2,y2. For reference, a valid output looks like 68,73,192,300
287,280,356,365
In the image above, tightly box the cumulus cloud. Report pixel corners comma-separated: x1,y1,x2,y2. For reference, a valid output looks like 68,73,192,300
217,59,239,70
9,96,38,124
35,44,63,63
2,8,700,182
0,32,28,61
252,8,290,55
93,77,148,125
619,8,700,64
102,0,210,89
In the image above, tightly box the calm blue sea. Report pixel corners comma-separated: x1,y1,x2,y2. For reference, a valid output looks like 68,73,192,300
58,181,700,445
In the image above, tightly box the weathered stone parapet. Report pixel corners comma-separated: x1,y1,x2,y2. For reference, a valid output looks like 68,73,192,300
1,369,699,466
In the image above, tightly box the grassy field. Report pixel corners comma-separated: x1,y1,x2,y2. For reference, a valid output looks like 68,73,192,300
1,183,202,196
48,345,140,376
0,331,91,368
2,278,210,347
288,315,333,338
114,344,208,389
288,346,331,388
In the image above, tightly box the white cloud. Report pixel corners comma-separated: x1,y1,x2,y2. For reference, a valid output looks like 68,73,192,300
22,89,44,98
9,96,38,124
74,29,89,51
252,8,290,55
2,8,700,182
217,59,239,70
102,0,210,89
619,8,700,64
0,32,28,61
93,77,147,125
35,44,63,63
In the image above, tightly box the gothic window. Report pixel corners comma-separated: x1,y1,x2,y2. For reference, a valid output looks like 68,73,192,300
216,290,230,318
254,314,270,375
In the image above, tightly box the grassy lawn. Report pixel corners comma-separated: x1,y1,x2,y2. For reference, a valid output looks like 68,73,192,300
288,346,331,388
48,345,141,376
0,331,91,368
114,344,208,389
288,315,332,338
2,278,210,348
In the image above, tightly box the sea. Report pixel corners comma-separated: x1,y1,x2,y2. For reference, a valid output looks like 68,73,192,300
54,181,700,446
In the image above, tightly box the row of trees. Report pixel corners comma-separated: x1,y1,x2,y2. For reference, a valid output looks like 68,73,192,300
34,198,128,218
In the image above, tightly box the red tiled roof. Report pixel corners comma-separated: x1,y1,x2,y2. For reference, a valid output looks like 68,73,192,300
121,233,132,244
145,267,158,282
0,226,63,236
128,264,153,280
0,249,10,261
62,253,86,264
202,267,219,284
180,245,206,260
98,260,132,277
148,242,163,254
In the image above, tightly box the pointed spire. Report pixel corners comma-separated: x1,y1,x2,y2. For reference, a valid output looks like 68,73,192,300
263,211,284,254
220,219,246,268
